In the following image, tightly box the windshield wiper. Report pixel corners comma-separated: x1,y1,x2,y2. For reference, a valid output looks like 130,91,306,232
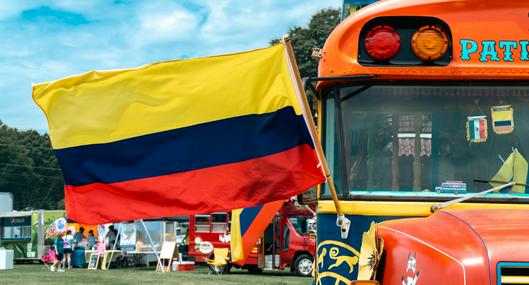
431,181,515,212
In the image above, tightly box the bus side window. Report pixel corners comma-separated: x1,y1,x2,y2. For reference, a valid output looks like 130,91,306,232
283,226,290,251
211,213,228,233
195,215,210,233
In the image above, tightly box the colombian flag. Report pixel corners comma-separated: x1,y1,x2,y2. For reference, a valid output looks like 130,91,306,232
230,200,284,265
32,44,325,224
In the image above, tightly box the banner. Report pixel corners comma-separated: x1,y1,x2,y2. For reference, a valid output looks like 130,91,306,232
230,200,284,266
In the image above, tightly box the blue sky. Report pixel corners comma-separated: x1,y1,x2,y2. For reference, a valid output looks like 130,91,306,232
0,0,340,132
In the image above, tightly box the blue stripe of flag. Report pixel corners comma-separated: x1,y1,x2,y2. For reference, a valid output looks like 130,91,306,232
494,120,512,127
55,106,313,186
239,204,264,237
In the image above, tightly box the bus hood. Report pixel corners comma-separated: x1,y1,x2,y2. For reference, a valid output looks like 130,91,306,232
377,209,529,285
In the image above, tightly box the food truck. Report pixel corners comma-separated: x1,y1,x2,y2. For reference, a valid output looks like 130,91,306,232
0,210,64,262
188,201,316,276
308,0,529,284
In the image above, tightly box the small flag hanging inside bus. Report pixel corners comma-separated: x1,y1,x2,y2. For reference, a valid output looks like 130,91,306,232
466,115,488,143
491,105,514,134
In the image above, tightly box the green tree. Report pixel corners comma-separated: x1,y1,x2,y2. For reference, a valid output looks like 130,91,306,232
272,8,340,78
0,120,64,210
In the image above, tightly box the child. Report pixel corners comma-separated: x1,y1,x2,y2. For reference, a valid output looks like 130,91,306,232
63,230,75,269
52,232,65,272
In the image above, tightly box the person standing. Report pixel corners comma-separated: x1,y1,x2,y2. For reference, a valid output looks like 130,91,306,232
63,230,75,269
52,232,65,272
87,230,96,250
73,227,86,248
113,227,120,250
105,225,117,250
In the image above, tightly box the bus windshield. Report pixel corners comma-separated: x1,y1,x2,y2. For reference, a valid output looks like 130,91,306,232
322,84,529,201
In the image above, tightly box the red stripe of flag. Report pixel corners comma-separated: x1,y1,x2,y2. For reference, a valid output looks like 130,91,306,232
479,118,486,139
64,145,323,224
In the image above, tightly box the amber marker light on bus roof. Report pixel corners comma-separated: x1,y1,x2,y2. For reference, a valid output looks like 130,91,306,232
364,25,400,61
411,25,449,62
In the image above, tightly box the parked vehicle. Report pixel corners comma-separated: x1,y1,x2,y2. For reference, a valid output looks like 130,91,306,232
188,201,315,276
0,210,64,262
310,0,529,284
263,201,316,277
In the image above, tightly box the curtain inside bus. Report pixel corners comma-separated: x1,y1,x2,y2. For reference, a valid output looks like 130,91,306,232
322,84,529,200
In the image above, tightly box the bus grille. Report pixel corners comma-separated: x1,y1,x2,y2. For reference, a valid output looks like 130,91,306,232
498,262,529,285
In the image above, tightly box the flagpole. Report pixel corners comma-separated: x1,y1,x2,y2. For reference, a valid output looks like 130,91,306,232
282,35,350,239
106,225,120,270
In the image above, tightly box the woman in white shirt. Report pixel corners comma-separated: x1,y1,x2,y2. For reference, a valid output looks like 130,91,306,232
63,230,75,269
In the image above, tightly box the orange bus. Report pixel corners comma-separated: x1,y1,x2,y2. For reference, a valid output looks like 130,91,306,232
309,1,529,284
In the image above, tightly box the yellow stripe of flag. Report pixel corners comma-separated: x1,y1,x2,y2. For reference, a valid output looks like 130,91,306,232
33,44,301,149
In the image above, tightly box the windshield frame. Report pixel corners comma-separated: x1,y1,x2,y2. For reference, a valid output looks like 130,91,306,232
318,80,529,204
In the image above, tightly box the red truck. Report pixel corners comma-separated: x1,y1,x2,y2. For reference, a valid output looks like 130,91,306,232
188,201,316,276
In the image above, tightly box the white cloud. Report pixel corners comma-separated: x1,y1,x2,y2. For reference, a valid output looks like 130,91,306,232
197,0,340,52
0,0,341,130
133,9,200,47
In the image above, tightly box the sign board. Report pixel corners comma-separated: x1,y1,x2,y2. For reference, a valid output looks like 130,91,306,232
160,241,178,260
199,241,213,254
1,216,31,227
87,253,99,270
120,223,136,248
45,217,67,239
157,241,179,272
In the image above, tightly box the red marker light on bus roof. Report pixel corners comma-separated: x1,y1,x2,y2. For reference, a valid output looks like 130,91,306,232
364,25,401,62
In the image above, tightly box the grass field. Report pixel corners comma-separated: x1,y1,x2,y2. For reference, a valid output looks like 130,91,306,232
0,264,313,285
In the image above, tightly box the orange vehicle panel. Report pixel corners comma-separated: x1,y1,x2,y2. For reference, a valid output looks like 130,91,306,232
318,0,529,87
377,210,529,285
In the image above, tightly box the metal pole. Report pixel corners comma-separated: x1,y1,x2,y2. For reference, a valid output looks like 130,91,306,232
37,210,44,259
107,225,121,269
431,181,514,212
140,219,164,273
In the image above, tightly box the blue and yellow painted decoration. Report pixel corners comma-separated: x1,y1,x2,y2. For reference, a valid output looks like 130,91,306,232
316,213,398,285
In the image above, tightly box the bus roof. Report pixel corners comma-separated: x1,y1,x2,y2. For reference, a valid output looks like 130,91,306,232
0,211,33,218
318,0,529,86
